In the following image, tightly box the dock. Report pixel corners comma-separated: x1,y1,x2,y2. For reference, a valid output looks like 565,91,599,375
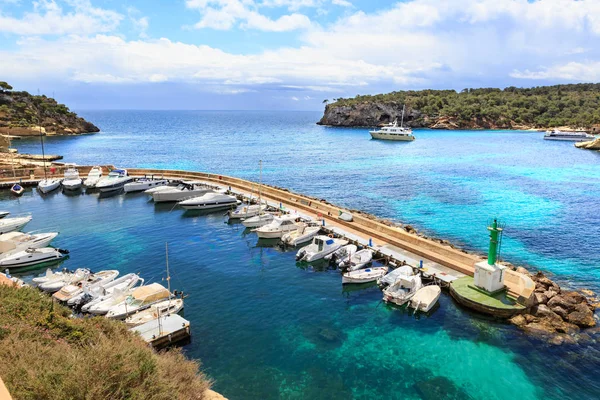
129,313,191,350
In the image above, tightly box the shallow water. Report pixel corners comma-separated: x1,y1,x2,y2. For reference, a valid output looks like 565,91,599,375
9,111,600,399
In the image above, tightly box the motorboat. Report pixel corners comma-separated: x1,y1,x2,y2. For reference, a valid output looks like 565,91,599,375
342,266,388,284
254,215,300,239
53,269,119,302
78,273,144,310
152,182,216,203
32,268,89,290
124,298,184,327
0,211,9,219
10,183,24,196
124,177,169,193
383,274,423,306
369,105,415,141
0,247,66,269
338,249,374,271
38,178,61,194
144,184,175,195
324,244,357,265
95,169,134,192
296,235,348,262
105,283,172,320
281,223,321,246
229,203,265,219
0,215,32,234
0,231,58,254
83,166,103,188
178,192,238,210
242,212,275,228
39,268,92,293
61,166,83,190
409,285,442,312
543,129,595,141
377,265,415,288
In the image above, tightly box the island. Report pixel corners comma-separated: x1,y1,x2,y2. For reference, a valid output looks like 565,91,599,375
0,81,99,137
318,83,600,131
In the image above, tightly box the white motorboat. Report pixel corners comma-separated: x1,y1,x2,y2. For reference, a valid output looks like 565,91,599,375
229,203,266,219
281,223,321,246
0,231,58,254
33,268,72,286
0,211,9,219
324,244,357,264
95,169,134,192
254,215,300,239
296,235,348,262
105,283,172,320
383,274,423,306
144,184,175,195
152,182,214,203
0,215,32,234
39,268,91,293
78,273,143,310
338,249,374,271
10,183,24,196
543,129,595,141
377,265,415,288
178,192,238,210
53,270,119,302
369,105,415,141
38,178,61,194
342,266,389,284
61,166,82,190
409,285,442,312
124,177,169,193
242,212,275,228
0,247,66,269
83,166,103,188
124,298,184,327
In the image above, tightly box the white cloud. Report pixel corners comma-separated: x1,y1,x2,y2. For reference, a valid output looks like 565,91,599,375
511,61,600,81
331,0,352,6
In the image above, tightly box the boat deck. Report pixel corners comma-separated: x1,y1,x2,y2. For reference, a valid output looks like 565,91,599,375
130,314,190,349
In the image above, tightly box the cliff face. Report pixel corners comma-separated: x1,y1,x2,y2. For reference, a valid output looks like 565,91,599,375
0,82,99,136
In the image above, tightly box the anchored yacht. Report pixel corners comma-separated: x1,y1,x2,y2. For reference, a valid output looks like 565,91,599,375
543,129,595,142
369,105,415,141
96,169,134,192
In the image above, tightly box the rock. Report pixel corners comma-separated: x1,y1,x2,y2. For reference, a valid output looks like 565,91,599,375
509,314,527,327
516,266,531,276
551,306,569,320
533,292,549,306
523,321,556,335
575,137,600,150
548,334,577,346
524,314,537,323
581,289,595,297
544,289,559,300
566,304,596,328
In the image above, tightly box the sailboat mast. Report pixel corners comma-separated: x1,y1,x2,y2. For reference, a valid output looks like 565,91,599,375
9,136,15,178
165,242,171,294
39,112,48,180
258,160,262,211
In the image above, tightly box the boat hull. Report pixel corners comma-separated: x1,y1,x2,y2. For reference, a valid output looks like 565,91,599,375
543,136,593,142
369,131,415,141
38,179,61,194
124,180,169,193
62,179,83,190
96,177,135,192
180,201,237,210
153,189,213,203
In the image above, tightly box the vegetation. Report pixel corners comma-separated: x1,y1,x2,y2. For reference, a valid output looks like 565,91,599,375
0,285,211,400
327,83,600,129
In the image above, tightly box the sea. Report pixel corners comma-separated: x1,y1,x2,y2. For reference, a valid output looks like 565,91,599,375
6,110,600,399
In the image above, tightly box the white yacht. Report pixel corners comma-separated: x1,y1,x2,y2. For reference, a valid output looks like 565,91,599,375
325,244,357,264
296,235,348,262
0,231,58,254
377,265,415,289
338,249,374,271
95,169,134,192
83,166,103,188
242,213,275,228
383,274,423,306
178,192,238,210
61,166,83,190
0,247,66,269
543,129,595,141
38,177,61,194
124,177,169,193
105,283,172,320
254,215,300,239
229,204,265,219
152,182,214,203
342,266,389,284
369,105,415,141
281,223,321,246
0,215,32,234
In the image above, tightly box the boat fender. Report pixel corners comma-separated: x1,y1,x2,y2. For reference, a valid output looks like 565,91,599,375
328,234,334,238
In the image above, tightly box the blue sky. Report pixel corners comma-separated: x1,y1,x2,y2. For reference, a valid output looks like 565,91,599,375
1,0,599,110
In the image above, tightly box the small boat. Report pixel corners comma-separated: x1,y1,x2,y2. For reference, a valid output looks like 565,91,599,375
79,274,144,311
409,285,442,312
377,265,414,288
229,203,266,219
0,215,32,234
0,211,9,219
338,211,353,222
124,298,184,327
281,223,321,246
0,231,58,254
369,105,415,141
105,283,172,320
39,268,91,293
178,192,238,210
61,166,83,190
83,166,103,188
342,266,388,284
124,177,169,193
152,182,214,203
33,268,89,291
95,169,134,192
242,212,275,228
38,178,61,194
338,249,373,271
543,129,595,142
52,270,119,301
254,215,300,239
324,244,357,264
10,183,24,196
0,247,66,269
296,235,348,262
383,274,423,306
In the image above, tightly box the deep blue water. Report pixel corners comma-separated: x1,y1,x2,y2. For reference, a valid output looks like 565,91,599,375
9,110,600,399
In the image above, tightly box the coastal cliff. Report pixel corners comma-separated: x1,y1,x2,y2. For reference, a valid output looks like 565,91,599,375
318,84,600,131
0,81,99,136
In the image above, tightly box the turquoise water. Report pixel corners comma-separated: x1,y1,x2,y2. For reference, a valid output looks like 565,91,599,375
9,111,600,399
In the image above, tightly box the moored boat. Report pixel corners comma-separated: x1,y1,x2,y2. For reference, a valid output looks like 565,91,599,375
105,283,172,320
70,272,142,308
0,231,58,254
0,211,9,219
39,268,92,293
152,182,214,203
61,166,83,190
83,166,103,188
296,235,348,262
53,269,119,301
178,192,238,210
325,244,357,264
281,223,321,246
79,274,144,311
342,266,388,284
0,215,32,234
369,105,415,141
377,265,415,289
38,178,61,194
0,247,66,269
229,203,265,219
543,129,595,142
409,285,442,312
10,183,24,197
242,212,275,228
338,249,373,271
95,169,134,192
124,298,184,327
124,177,169,193
383,274,423,306
254,215,300,239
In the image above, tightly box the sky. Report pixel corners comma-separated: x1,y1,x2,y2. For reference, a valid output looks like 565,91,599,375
1,0,599,110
